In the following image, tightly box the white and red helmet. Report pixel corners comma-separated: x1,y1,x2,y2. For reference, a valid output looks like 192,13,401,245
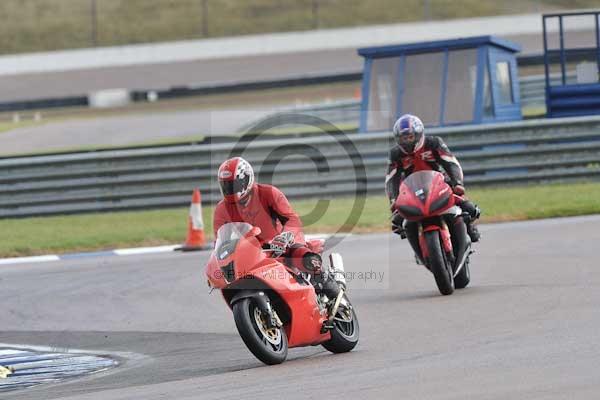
393,114,425,154
218,157,255,203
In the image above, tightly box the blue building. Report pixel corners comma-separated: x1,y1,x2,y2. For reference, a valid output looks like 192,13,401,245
358,36,522,132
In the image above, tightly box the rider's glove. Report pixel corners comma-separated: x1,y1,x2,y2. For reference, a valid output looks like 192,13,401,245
391,211,407,239
392,224,407,239
269,231,295,256
452,184,466,196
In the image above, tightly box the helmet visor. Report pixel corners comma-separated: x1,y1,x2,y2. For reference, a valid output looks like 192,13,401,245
397,132,416,145
220,175,250,196
397,132,418,152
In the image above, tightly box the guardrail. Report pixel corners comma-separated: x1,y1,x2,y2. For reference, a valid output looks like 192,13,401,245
1,115,600,218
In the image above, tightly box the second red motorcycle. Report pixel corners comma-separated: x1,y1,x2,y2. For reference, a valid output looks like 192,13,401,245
394,170,474,295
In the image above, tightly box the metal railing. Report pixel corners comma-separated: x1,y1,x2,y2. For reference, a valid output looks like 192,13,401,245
520,72,576,110
1,115,600,218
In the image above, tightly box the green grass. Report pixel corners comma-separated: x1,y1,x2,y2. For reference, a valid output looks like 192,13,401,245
0,0,597,54
2,182,600,258
0,209,190,258
471,182,600,221
522,106,547,119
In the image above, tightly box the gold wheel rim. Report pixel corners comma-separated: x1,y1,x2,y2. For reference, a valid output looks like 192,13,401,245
253,307,281,346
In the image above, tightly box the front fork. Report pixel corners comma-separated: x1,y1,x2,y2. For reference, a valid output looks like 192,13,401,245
418,220,454,262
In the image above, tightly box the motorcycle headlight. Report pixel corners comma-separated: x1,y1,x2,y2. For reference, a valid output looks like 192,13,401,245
430,194,452,214
220,262,235,283
398,205,423,218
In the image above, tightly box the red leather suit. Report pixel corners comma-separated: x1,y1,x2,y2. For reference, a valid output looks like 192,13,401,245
213,183,313,271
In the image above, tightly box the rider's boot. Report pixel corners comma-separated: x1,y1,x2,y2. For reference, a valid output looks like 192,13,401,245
467,222,481,243
318,279,342,301
414,253,424,265
305,253,344,333
460,200,481,243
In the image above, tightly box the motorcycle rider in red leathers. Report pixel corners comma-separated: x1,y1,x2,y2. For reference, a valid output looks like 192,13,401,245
213,157,341,299
386,114,481,261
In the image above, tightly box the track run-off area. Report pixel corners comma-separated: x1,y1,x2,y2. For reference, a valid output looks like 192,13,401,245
1,215,599,400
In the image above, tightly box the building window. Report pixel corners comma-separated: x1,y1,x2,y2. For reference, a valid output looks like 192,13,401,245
496,61,514,105
367,57,400,132
483,62,494,117
401,52,445,126
444,49,477,124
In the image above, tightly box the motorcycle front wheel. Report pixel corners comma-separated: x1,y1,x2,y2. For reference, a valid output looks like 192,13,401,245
233,297,288,365
424,230,455,295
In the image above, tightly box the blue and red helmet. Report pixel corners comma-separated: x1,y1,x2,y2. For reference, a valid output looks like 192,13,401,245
393,114,425,154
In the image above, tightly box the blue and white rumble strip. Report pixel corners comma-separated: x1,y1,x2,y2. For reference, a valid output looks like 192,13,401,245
0,346,117,392
0,244,181,266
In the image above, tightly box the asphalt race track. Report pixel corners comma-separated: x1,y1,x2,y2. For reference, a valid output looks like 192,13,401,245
1,215,599,399
0,30,593,102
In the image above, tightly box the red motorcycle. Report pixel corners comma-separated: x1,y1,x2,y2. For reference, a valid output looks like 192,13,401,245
393,170,473,295
205,222,359,365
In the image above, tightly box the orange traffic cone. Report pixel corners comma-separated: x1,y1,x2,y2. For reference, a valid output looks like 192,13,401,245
181,189,207,251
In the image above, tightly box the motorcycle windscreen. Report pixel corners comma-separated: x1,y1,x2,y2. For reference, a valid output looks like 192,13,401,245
215,222,253,260
401,171,436,202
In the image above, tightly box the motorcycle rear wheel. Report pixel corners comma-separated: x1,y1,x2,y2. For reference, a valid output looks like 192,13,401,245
424,230,455,295
322,297,359,354
233,298,288,365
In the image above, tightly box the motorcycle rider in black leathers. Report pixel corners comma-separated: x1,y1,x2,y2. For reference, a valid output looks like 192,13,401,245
385,114,481,263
